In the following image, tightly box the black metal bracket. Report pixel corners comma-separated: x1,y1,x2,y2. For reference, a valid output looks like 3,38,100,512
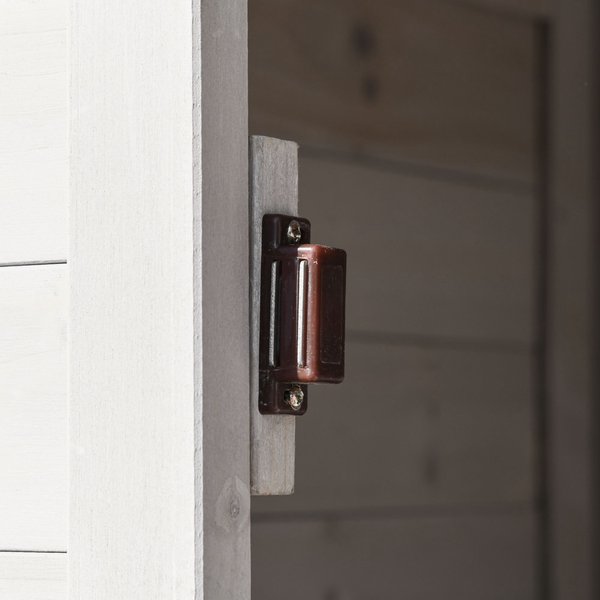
258,214,346,416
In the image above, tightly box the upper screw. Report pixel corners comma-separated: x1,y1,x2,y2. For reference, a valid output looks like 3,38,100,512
286,220,302,244
284,385,305,411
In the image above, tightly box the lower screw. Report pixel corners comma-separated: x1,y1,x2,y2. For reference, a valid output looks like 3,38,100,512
284,385,305,411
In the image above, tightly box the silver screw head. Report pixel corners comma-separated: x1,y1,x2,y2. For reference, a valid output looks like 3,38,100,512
284,385,305,411
286,220,302,244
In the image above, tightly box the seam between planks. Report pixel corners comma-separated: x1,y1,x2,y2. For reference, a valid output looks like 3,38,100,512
0,260,67,268
252,502,537,523
299,145,536,196
0,550,67,554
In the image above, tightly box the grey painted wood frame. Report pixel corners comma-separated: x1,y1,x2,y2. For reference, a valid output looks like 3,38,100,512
70,0,250,598
249,136,298,495
547,0,599,597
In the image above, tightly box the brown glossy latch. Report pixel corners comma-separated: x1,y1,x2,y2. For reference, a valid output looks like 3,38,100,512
259,214,346,415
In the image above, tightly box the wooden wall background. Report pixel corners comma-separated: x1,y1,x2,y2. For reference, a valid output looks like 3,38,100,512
250,0,545,598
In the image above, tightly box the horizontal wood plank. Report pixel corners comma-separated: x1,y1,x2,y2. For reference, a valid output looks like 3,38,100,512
0,552,66,600
253,339,535,514
0,265,67,551
0,0,68,264
300,155,536,344
252,512,538,599
250,0,538,181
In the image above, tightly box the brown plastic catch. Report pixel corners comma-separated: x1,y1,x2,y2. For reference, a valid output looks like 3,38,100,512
259,214,346,415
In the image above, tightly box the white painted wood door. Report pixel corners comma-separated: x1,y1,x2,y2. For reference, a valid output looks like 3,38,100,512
1,0,253,597
70,0,251,597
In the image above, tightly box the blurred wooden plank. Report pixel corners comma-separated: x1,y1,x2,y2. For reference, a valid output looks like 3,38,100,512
250,0,537,182
0,265,67,551
300,155,536,344
0,552,66,600
0,0,68,264
252,512,538,599
253,340,535,514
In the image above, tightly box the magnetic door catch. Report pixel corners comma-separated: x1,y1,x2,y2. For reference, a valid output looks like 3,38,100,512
259,214,346,416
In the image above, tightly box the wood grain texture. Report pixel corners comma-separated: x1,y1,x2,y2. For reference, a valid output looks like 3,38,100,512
252,512,538,599
253,339,535,514
250,0,538,182
0,0,68,264
70,0,249,597
0,552,66,600
300,155,536,344
547,0,600,596
249,136,297,495
0,265,67,551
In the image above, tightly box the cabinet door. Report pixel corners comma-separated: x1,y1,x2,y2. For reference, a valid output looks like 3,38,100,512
69,0,251,598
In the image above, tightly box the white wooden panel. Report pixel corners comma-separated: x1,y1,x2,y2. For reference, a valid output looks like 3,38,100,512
250,0,538,182
0,265,67,551
253,339,535,514
301,156,536,343
252,512,538,599
0,552,66,600
0,0,68,264
250,136,297,495
71,0,249,598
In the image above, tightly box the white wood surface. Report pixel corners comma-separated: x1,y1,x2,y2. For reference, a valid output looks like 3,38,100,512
0,552,66,600
0,0,68,264
0,265,67,551
253,339,535,513
249,136,298,495
301,155,536,344
250,0,538,182
252,512,538,599
70,0,249,598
